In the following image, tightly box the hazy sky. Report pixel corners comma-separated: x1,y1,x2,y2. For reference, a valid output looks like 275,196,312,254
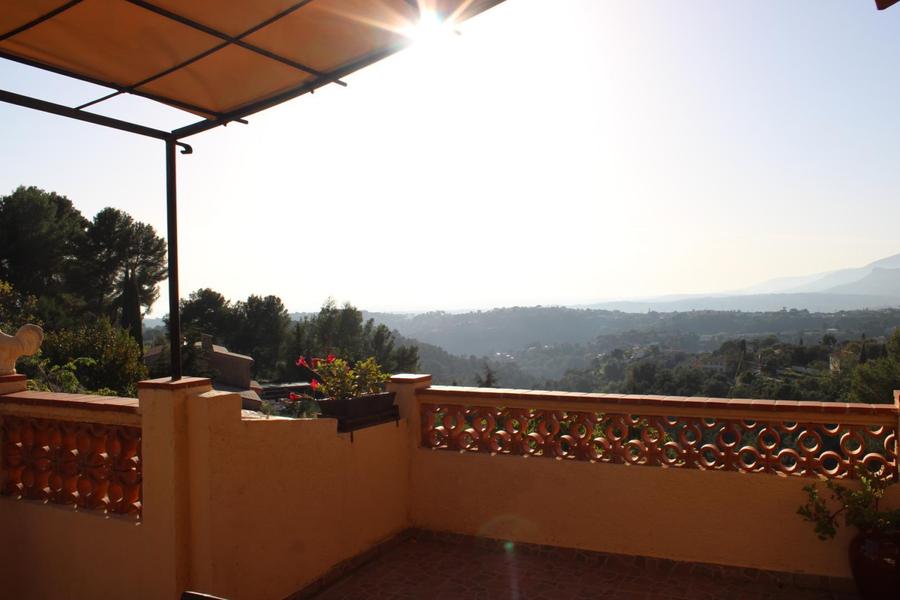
2,1,900,316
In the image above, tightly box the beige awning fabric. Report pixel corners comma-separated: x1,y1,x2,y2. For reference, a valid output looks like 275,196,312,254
1,0,504,132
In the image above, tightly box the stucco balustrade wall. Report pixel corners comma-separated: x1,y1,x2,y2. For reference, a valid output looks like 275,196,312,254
1,376,411,600
188,391,409,600
0,376,157,600
404,383,900,580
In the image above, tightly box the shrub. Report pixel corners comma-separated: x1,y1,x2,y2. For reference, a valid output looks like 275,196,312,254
316,356,389,400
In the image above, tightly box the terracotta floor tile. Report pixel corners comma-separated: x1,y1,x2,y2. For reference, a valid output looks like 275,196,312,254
311,537,858,600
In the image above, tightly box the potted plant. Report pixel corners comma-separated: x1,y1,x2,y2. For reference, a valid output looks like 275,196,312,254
797,468,900,599
308,356,396,432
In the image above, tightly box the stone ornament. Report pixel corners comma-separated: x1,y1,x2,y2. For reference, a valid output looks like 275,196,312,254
0,324,44,376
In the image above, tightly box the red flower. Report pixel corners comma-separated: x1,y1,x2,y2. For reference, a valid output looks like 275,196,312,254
288,392,300,402
310,379,319,391
326,353,336,364
296,356,308,368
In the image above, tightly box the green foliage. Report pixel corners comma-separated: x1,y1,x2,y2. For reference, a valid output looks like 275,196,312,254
798,468,900,540
282,300,419,380
393,331,534,388
474,363,498,388
0,279,40,331
850,357,900,404
317,358,355,400
850,329,900,404
73,207,166,343
32,319,147,396
384,308,900,394
0,187,166,343
354,356,391,395
316,357,389,401
177,290,290,380
25,356,116,396
180,288,235,338
260,400,276,418
291,396,321,418
3,279,140,395
532,331,898,403
0,186,88,309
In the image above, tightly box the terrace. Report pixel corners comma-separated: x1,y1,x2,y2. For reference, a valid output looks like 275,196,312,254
3,2,900,599
1,368,897,599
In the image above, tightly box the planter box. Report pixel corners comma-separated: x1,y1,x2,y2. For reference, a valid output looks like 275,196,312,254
318,391,398,433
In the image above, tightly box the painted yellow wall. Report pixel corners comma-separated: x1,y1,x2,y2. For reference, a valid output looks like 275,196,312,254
1,380,410,600
403,381,900,579
188,389,409,600
0,500,147,599
0,389,155,600
3,375,899,598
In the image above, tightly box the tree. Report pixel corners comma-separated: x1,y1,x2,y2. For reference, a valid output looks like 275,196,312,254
475,363,498,388
180,288,235,340
0,186,88,325
231,295,291,380
625,361,658,393
121,273,143,347
0,280,40,331
74,207,167,341
850,329,900,404
283,300,419,380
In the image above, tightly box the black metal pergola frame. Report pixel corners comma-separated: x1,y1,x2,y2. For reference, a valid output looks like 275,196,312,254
0,0,496,379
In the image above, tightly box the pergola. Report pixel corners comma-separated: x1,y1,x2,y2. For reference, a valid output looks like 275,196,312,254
0,0,505,379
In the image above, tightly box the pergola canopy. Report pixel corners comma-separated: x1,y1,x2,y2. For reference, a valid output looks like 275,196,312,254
1,0,503,138
2,0,507,380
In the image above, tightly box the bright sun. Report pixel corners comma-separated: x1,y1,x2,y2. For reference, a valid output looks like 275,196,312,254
403,11,457,46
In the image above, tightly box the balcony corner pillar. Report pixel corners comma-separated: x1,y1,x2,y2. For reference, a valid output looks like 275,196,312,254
137,376,213,599
185,388,242,594
388,374,432,447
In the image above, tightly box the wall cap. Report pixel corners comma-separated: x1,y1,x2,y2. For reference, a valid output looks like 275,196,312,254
420,385,900,418
390,374,432,384
0,390,139,413
138,376,212,390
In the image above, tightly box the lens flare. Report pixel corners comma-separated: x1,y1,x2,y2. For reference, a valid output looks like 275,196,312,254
403,10,456,45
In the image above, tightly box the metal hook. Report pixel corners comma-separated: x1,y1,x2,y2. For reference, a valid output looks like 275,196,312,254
177,141,193,155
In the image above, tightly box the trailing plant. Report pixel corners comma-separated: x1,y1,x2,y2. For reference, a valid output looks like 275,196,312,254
798,467,900,540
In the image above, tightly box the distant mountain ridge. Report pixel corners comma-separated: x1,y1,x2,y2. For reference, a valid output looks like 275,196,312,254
586,293,900,314
742,254,900,295
825,267,900,296
584,252,900,313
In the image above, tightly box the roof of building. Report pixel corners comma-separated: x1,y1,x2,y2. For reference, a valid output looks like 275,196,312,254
196,342,253,362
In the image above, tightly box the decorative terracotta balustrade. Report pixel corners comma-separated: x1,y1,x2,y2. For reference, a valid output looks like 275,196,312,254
420,388,899,480
0,415,142,516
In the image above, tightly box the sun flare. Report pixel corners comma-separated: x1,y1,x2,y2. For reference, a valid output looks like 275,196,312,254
403,10,458,46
